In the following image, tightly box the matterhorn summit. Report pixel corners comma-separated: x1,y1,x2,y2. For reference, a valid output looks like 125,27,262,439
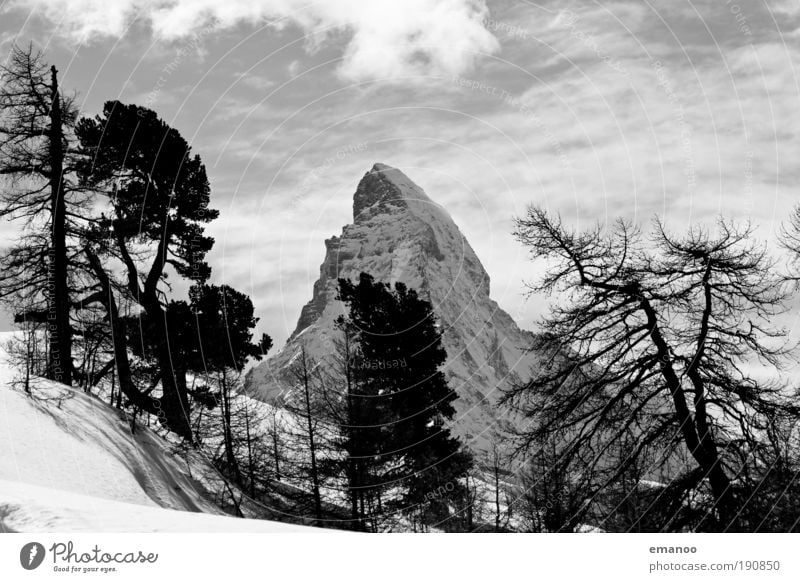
247,163,538,452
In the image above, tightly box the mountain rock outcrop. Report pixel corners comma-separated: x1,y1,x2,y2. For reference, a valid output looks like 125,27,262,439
246,163,539,453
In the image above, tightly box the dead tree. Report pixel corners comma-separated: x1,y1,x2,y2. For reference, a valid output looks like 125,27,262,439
0,44,86,385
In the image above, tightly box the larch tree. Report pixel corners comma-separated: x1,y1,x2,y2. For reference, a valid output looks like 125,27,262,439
285,344,325,523
0,44,85,385
505,208,800,531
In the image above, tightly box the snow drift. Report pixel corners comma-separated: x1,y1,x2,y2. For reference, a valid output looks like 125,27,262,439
0,334,313,532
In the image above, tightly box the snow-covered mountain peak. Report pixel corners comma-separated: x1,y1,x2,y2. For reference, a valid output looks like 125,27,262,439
352,163,434,221
248,164,538,453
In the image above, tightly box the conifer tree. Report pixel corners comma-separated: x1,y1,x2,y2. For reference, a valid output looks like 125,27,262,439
76,101,218,439
336,272,472,527
0,44,84,385
185,283,272,477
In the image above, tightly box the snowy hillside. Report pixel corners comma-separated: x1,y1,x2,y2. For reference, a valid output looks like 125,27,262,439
0,333,314,532
0,480,312,533
246,163,539,453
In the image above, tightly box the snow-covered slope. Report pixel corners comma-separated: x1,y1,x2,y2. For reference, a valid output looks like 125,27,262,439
0,376,218,513
0,334,314,532
0,480,313,533
246,163,539,453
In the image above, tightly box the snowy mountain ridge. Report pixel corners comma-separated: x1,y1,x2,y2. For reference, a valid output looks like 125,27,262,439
247,163,539,453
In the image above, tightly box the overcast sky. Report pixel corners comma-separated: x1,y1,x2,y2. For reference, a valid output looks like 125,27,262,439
1,0,799,347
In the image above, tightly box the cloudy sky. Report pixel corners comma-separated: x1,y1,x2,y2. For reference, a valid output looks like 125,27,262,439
1,0,799,346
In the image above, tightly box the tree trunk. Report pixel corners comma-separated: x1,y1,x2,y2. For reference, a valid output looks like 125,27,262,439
244,399,255,497
342,332,364,531
360,493,367,532
221,368,239,480
46,65,72,386
272,430,281,480
300,349,323,522
350,482,360,531
494,463,501,532
640,296,733,526
269,407,282,481
114,365,121,408
84,248,160,417
24,324,32,393
109,371,115,406
143,294,193,441
466,479,474,531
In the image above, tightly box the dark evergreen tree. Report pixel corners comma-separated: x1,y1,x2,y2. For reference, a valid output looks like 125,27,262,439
336,272,472,528
183,283,271,372
76,101,218,440
317,320,374,531
187,283,271,478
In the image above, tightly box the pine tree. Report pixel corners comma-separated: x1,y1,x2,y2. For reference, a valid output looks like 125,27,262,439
75,101,219,440
336,272,472,528
317,321,374,531
185,283,272,478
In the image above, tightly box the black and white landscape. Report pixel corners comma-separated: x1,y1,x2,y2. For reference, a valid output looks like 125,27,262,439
1,1,799,534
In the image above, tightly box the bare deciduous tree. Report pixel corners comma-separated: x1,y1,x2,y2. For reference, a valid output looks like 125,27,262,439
285,344,325,523
0,44,86,385
505,208,800,531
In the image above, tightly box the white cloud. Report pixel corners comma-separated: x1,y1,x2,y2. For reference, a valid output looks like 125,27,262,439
767,0,800,19
191,1,800,342
12,0,499,81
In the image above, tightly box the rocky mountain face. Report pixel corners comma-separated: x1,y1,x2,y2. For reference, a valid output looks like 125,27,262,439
246,163,539,453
